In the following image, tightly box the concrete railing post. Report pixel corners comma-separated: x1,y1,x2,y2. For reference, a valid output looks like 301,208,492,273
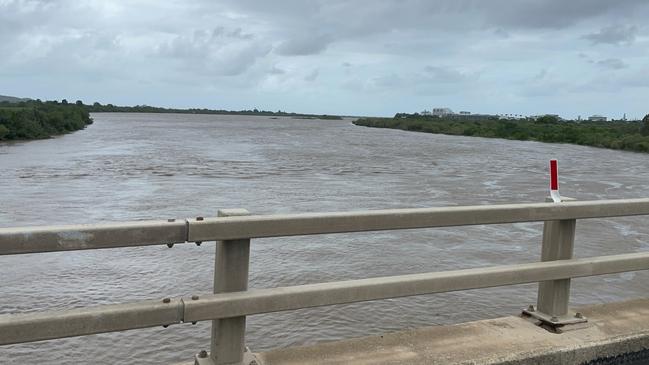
199,209,252,365
537,217,576,318
524,197,586,327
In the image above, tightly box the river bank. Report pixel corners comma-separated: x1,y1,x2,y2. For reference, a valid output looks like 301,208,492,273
354,115,649,153
0,99,344,142
0,101,92,141
84,103,342,120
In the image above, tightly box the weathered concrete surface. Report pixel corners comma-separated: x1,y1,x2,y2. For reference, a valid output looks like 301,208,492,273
254,298,649,365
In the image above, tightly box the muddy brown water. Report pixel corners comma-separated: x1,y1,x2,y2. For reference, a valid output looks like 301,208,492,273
1,113,648,364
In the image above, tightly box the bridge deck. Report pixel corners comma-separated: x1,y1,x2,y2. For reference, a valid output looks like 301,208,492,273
252,298,649,365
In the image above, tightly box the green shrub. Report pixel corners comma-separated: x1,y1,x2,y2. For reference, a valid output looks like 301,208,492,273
353,115,649,154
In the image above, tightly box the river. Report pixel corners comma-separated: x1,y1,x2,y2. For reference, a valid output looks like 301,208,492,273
1,113,648,364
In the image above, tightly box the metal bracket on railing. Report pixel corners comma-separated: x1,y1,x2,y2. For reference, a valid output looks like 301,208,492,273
194,347,260,365
522,305,587,331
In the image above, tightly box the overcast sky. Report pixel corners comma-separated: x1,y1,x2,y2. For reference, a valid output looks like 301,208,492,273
1,0,648,118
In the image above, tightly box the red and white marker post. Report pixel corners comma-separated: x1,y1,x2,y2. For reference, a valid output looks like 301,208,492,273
549,159,561,202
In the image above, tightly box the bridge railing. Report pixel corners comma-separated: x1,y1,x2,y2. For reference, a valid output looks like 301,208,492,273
1,198,649,365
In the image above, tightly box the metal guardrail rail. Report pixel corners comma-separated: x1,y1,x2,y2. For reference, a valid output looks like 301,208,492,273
1,198,649,365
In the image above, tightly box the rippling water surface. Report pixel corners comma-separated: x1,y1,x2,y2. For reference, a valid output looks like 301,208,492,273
1,113,648,364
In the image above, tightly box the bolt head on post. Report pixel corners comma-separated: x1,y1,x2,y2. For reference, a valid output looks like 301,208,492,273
194,350,212,365
527,305,535,312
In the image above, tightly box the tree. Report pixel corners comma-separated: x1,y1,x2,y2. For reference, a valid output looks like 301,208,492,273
0,124,8,140
61,99,68,105
642,114,649,136
536,115,559,124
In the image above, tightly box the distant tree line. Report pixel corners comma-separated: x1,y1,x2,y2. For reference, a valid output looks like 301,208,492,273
0,98,345,141
85,102,342,120
354,113,649,153
0,99,92,141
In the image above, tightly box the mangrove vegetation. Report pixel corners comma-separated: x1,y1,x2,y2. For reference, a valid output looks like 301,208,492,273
354,114,649,153
0,99,92,141
0,97,343,142
84,102,342,120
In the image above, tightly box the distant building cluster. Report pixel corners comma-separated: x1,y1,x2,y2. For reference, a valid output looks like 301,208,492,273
432,108,454,116
419,107,629,122
588,115,607,122
420,107,512,120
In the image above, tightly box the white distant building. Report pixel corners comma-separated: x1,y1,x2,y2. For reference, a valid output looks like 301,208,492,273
432,107,453,116
459,111,471,115
588,115,607,122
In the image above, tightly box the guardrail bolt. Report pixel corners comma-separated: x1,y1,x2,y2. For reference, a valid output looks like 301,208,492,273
167,243,174,248
167,218,175,222
192,295,199,300
527,305,535,312
198,350,208,358
195,241,202,246
162,298,171,303
196,216,204,221
550,316,559,322
575,312,584,319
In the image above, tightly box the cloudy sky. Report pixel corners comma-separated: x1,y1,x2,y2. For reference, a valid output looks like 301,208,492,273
1,0,648,118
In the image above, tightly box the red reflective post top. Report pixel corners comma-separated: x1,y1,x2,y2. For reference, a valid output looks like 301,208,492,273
550,159,559,190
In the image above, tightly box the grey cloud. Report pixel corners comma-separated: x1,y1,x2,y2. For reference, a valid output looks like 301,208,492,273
158,27,256,58
156,27,270,76
212,27,255,40
268,66,285,75
582,25,638,45
2,0,649,118
275,34,332,56
223,0,648,39
304,69,319,82
371,73,402,88
534,69,549,80
357,66,476,95
422,66,476,83
619,68,649,88
572,67,649,93
493,28,510,38
484,0,643,29
596,58,627,70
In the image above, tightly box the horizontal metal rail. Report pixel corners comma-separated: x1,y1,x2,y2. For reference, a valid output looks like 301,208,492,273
0,219,187,255
0,298,184,345
2,198,649,255
188,198,649,241
2,251,648,345
184,251,649,321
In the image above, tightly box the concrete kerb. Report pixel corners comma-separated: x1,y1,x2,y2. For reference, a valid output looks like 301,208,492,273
249,298,649,365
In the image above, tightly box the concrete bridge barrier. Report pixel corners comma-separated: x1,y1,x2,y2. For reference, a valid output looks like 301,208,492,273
1,198,649,364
